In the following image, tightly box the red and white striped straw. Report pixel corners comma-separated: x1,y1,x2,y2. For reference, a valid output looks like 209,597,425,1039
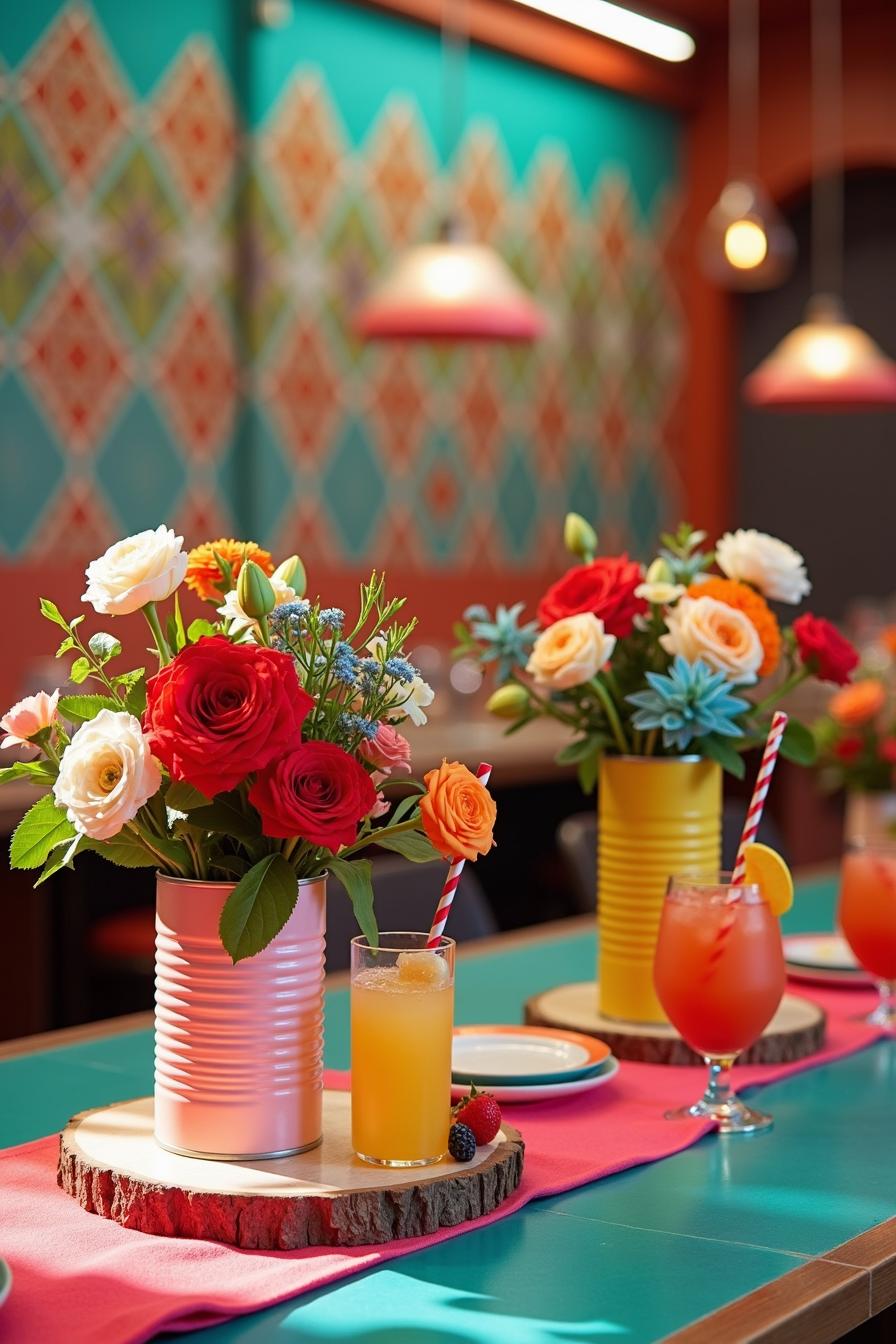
731,710,789,888
427,762,492,947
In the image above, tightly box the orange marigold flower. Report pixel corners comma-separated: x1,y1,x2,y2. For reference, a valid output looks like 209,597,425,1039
687,577,782,677
829,679,886,728
185,539,274,602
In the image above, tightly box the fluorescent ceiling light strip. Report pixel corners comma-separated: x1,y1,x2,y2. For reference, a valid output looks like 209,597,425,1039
512,0,696,63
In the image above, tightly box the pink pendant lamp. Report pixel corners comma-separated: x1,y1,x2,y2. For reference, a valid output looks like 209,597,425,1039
744,0,896,409
354,2,545,343
699,0,795,291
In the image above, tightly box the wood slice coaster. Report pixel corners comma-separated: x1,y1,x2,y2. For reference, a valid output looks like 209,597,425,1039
524,983,826,1066
57,1091,523,1250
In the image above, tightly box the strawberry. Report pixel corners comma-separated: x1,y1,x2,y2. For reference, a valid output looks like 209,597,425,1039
451,1084,502,1145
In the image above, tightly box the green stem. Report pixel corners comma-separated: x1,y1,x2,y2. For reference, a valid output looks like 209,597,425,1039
751,666,808,719
337,816,420,859
143,602,172,664
591,675,630,755
645,728,659,756
126,821,188,876
255,613,272,648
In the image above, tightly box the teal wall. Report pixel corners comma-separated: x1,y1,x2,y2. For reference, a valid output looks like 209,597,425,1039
0,0,684,595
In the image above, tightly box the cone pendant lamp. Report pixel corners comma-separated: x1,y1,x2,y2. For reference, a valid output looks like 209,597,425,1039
745,0,896,409
699,0,795,291
354,2,545,343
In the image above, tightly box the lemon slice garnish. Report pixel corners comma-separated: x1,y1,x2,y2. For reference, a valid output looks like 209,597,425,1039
742,842,794,917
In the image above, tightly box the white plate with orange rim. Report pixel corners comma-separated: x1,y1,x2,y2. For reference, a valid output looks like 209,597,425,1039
452,1024,612,1087
784,933,872,987
451,1056,619,1104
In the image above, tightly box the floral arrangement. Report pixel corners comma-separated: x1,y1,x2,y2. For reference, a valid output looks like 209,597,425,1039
812,626,896,793
1,527,496,961
457,515,858,789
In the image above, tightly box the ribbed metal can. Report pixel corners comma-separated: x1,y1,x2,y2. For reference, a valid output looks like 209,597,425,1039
154,873,326,1160
598,756,721,1025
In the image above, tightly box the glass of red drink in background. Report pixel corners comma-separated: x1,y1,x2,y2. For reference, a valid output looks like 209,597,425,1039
839,842,896,1028
654,872,786,1134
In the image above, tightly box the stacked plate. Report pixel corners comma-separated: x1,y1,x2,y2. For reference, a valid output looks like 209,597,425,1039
784,933,872,987
451,1025,619,1103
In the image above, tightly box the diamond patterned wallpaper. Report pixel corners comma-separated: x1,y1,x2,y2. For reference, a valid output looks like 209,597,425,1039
0,0,685,595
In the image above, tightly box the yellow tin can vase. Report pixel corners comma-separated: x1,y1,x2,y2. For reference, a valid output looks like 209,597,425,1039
598,755,721,1024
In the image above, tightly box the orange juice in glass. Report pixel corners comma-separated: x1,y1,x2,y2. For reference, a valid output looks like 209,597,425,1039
654,872,785,1133
839,843,896,1027
351,933,455,1166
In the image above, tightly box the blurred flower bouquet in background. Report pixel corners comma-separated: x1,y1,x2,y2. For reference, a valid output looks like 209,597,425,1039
457,515,859,789
812,626,896,793
1,528,495,961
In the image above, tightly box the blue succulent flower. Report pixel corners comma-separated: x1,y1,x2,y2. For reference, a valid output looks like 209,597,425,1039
464,602,538,682
626,655,749,752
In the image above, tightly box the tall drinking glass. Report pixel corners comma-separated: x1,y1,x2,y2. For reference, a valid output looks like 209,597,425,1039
351,933,455,1166
654,872,786,1134
839,841,896,1028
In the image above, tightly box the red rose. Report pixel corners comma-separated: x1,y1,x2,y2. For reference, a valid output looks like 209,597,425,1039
249,741,377,848
537,555,647,637
879,737,896,765
793,614,859,687
835,735,863,763
145,636,311,797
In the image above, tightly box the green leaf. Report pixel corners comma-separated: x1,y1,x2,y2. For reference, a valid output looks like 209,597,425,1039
374,827,441,863
780,719,817,767
0,760,56,787
56,635,76,657
58,693,122,724
172,592,187,653
209,852,250,880
84,833,158,868
388,792,423,825
39,597,68,630
555,734,609,766
697,735,746,779
189,791,261,840
10,794,76,870
69,657,92,685
577,753,600,794
187,618,216,644
219,853,298,963
165,780,211,811
328,856,378,948
35,834,82,886
88,632,121,665
125,672,147,717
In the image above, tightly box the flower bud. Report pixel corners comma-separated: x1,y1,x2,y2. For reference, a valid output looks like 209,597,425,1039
275,553,306,596
646,557,674,585
486,684,530,719
237,559,276,618
563,512,597,561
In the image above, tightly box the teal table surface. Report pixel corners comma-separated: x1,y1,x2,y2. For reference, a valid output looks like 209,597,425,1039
3,873,892,1343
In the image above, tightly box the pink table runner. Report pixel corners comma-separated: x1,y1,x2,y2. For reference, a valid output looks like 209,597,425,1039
0,983,885,1344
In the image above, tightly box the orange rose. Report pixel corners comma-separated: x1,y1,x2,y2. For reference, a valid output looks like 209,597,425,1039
185,539,274,602
881,627,896,657
420,760,496,862
687,577,781,677
829,679,886,727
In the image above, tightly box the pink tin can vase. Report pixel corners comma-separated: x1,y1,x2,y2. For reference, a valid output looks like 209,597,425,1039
154,873,326,1160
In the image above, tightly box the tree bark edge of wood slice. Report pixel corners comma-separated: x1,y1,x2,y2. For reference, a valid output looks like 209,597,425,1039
524,982,826,1066
57,1094,525,1250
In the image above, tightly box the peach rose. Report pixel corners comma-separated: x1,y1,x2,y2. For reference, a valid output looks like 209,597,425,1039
419,760,496,862
1,689,60,751
526,613,616,690
661,595,763,685
829,679,886,728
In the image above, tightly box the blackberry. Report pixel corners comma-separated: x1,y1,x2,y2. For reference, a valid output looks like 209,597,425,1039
448,1122,477,1162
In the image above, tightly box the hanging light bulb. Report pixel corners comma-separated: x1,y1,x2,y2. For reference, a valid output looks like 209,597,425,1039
744,294,896,408
354,218,545,341
699,1,795,291
745,0,896,409
701,178,795,289
354,1,545,344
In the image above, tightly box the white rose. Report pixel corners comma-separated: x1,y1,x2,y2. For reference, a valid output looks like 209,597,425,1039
715,529,810,604
53,710,162,841
660,595,763,685
526,613,616,690
218,558,297,640
82,526,187,616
